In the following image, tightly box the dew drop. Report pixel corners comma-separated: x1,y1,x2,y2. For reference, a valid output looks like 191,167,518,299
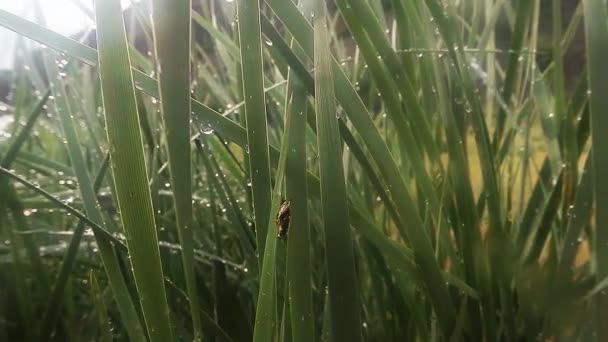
200,123,214,135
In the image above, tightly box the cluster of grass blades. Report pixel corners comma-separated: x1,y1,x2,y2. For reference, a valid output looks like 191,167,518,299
0,0,605,340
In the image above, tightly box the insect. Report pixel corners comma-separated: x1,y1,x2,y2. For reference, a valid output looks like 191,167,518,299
275,200,291,239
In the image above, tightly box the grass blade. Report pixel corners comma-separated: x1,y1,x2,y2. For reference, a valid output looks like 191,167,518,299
93,0,173,340
150,0,202,338
313,0,362,340
251,71,297,342
284,43,314,342
236,0,272,261
583,0,608,339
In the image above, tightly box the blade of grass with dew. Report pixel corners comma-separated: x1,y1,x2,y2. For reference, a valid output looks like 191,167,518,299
150,0,202,338
284,42,314,342
313,0,362,340
43,49,147,341
0,9,98,63
552,155,593,303
553,0,577,215
259,14,314,92
251,66,299,342
583,0,608,339
93,0,173,340
236,0,272,262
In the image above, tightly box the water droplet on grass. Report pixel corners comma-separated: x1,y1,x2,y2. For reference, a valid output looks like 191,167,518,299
200,123,214,135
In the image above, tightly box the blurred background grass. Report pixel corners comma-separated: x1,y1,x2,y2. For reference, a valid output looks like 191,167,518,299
0,0,605,341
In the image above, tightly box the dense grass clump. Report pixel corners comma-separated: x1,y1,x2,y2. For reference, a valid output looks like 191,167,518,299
0,0,606,340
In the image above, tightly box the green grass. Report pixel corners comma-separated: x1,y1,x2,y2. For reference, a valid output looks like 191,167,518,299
94,0,172,340
0,0,603,340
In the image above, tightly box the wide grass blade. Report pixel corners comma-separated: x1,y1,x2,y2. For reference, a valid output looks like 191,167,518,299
150,0,202,338
93,0,173,340
582,0,608,339
313,0,362,340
